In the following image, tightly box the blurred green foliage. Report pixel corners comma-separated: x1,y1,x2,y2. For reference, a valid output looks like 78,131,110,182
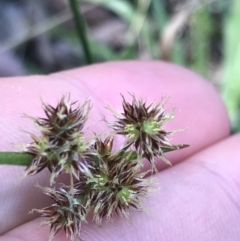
222,0,240,132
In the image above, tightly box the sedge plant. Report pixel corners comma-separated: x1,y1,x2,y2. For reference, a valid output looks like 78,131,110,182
1,93,189,241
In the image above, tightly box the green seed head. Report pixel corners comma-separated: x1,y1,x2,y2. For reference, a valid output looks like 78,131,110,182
117,187,132,204
143,120,160,136
124,123,140,140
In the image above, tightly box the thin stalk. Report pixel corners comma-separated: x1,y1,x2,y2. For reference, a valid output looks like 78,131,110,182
68,0,93,64
0,152,33,166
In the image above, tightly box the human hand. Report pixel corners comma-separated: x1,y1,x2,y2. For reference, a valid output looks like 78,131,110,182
1,61,237,241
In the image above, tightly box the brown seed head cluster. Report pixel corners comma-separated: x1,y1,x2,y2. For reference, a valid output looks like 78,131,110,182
107,94,188,166
23,94,188,241
24,95,95,183
75,136,149,225
32,186,86,241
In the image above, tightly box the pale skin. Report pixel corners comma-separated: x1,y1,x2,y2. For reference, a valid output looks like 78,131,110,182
0,61,239,241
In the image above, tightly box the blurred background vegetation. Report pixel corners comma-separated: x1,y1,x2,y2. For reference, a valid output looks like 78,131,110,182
0,0,239,132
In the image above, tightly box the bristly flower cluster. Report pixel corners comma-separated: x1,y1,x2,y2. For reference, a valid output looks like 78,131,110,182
32,136,150,240
24,94,95,184
107,94,189,167
75,136,149,225
32,186,87,241
23,94,189,241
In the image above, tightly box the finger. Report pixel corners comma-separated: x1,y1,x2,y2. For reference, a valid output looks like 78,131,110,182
1,134,240,241
1,61,229,161
0,61,230,233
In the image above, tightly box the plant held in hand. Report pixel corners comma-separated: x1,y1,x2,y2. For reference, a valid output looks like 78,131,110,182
2,93,188,241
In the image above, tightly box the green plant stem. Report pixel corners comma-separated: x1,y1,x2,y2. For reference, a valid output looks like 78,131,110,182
0,152,33,166
69,0,93,64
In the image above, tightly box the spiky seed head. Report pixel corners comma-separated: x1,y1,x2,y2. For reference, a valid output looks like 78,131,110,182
30,94,91,144
24,134,55,176
32,186,87,241
107,94,189,166
74,136,150,225
24,95,96,183
24,133,96,184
